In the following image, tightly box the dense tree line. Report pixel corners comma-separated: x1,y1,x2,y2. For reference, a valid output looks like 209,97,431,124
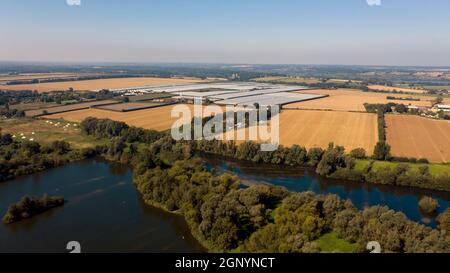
5,74,157,86
258,79,366,90
0,90,40,105
80,117,163,144
0,134,97,182
2,194,65,224
75,117,450,252
0,89,116,109
332,161,450,191
80,118,450,192
132,156,449,253
0,106,25,118
437,209,450,244
386,96,420,102
194,140,450,192
364,103,394,161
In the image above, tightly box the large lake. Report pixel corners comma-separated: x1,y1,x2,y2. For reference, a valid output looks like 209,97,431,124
0,159,205,253
1,157,449,253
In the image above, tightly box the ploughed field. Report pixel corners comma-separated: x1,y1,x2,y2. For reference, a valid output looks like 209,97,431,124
386,115,450,163
43,104,195,132
285,89,440,111
0,77,206,92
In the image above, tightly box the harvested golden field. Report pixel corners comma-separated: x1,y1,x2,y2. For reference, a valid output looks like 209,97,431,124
278,110,378,152
253,76,321,84
43,104,196,132
386,115,450,163
369,85,427,94
0,73,78,83
9,102,57,111
230,110,378,153
285,89,437,111
0,77,207,92
45,104,378,152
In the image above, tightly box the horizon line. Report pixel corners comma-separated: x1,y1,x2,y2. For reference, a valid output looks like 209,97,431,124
1,60,450,69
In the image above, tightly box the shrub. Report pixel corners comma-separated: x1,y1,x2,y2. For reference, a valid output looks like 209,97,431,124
350,148,367,159
419,197,439,214
418,158,430,164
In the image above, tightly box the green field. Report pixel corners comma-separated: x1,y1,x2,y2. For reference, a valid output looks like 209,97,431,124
355,159,450,176
314,232,358,253
8,102,57,111
397,83,450,92
0,118,108,149
253,76,364,85
127,92,174,102
421,85,450,91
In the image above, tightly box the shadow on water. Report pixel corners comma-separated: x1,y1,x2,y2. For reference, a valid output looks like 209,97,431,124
202,154,450,228
0,158,205,253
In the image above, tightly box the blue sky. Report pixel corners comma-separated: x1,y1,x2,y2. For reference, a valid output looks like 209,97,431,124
1,0,450,66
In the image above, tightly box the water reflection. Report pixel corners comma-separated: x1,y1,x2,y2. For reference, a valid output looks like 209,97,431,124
204,155,450,228
0,159,205,253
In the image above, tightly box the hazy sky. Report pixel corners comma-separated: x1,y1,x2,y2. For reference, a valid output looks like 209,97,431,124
1,0,450,66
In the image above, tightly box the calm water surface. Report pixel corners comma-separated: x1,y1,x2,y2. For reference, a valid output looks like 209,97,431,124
2,156,449,253
204,156,450,228
0,159,205,253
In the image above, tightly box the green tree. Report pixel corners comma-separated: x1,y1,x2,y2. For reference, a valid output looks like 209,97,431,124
373,142,391,160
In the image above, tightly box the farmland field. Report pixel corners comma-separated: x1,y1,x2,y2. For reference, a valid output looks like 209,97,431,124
285,89,441,111
95,102,167,112
43,104,195,132
231,110,378,153
0,119,107,149
420,85,450,91
0,77,207,92
9,102,58,111
253,76,322,84
127,93,174,102
368,85,428,94
0,73,79,83
253,76,362,85
277,110,378,153
25,100,119,117
385,115,450,163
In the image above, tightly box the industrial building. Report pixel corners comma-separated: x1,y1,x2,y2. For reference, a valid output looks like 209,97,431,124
109,82,323,107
